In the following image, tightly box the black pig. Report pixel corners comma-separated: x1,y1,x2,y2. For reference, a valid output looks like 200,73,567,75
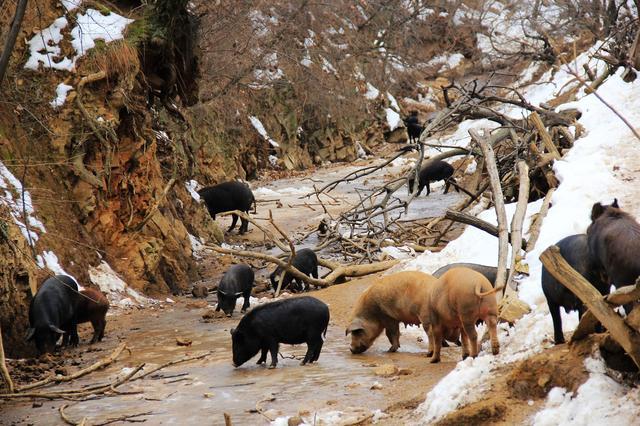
26,275,81,354
403,112,423,144
269,248,318,292
588,199,640,291
216,264,254,316
433,263,509,285
231,296,330,369
198,181,256,234
408,160,458,196
542,234,608,344
76,288,109,344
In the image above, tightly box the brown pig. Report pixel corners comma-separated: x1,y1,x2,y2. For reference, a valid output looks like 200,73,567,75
427,267,502,363
346,271,458,354
76,288,110,344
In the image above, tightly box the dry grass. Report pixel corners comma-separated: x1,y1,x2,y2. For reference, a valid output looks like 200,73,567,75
85,40,140,81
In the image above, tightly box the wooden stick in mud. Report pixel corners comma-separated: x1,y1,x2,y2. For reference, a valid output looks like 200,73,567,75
224,412,233,426
59,403,154,426
505,161,529,296
540,246,640,369
470,129,509,292
0,325,14,393
16,342,128,392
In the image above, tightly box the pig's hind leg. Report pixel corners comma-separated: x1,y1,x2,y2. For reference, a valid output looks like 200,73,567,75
462,321,478,358
487,315,500,355
430,324,444,363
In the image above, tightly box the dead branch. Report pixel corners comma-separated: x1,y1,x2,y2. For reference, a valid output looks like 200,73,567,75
2,351,212,400
60,403,153,426
0,324,14,393
529,112,561,159
16,343,128,392
444,210,526,250
219,210,290,253
471,129,509,291
207,243,397,286
526,188,555,252
505,161,529,298
540,246,640,369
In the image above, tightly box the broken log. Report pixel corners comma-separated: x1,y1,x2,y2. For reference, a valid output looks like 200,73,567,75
572,278,640,341
526,188,555,252
444,210,527,250
206,244,398,287
540,246,640,369
529,112,562,160
470,129,509,292
0,324,13,393
505,161,529,297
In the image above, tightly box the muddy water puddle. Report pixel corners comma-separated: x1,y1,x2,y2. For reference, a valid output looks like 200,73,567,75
3,289,461,425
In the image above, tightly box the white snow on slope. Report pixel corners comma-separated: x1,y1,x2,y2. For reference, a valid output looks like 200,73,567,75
365,82,380,100
0,161,46,241
413,53,640,423
50,83,73,108
25,9,133,72
385,108,401,131
89,261,151,307
249,116,280,147
533,357,640,425
185,180,201,202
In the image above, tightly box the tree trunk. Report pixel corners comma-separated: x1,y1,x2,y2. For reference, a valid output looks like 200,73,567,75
0,0,29,87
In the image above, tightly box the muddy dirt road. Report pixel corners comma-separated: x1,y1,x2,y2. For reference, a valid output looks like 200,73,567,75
2,154,467,425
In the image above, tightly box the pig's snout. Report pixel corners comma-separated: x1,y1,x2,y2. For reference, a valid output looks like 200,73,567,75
350,345,366,354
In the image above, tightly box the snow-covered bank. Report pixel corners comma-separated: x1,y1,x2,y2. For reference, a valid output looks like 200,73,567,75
410,62,640,422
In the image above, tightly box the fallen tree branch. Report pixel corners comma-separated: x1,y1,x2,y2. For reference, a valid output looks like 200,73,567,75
471,129,509,292
206,244,397,286
444,210,526,250
505,161,529,295
526,188,554,252
16,343,128,392
60,403,153,425
540,246,640,369
0,324,13,393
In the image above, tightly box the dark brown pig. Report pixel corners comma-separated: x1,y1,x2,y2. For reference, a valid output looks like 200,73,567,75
346,271,459,354
426,267,502,363
76,288,110,344
588,199,640,290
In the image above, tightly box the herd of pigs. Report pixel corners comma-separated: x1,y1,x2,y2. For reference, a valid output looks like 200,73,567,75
23,176,640,373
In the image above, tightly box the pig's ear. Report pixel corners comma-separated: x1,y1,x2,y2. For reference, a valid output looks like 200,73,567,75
345,319,365,336
25,327,35,341
49,324,65,334
612,198,620,208
591,202,605,221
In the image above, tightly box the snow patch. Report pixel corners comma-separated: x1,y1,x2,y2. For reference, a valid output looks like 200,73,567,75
385,108,401,131
532,357,640,425
249,116,280,147
0,161,46,242
50,83,73,108
89,261,151,307
25,9,133,72
185,180,201,202
364,83,380,100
